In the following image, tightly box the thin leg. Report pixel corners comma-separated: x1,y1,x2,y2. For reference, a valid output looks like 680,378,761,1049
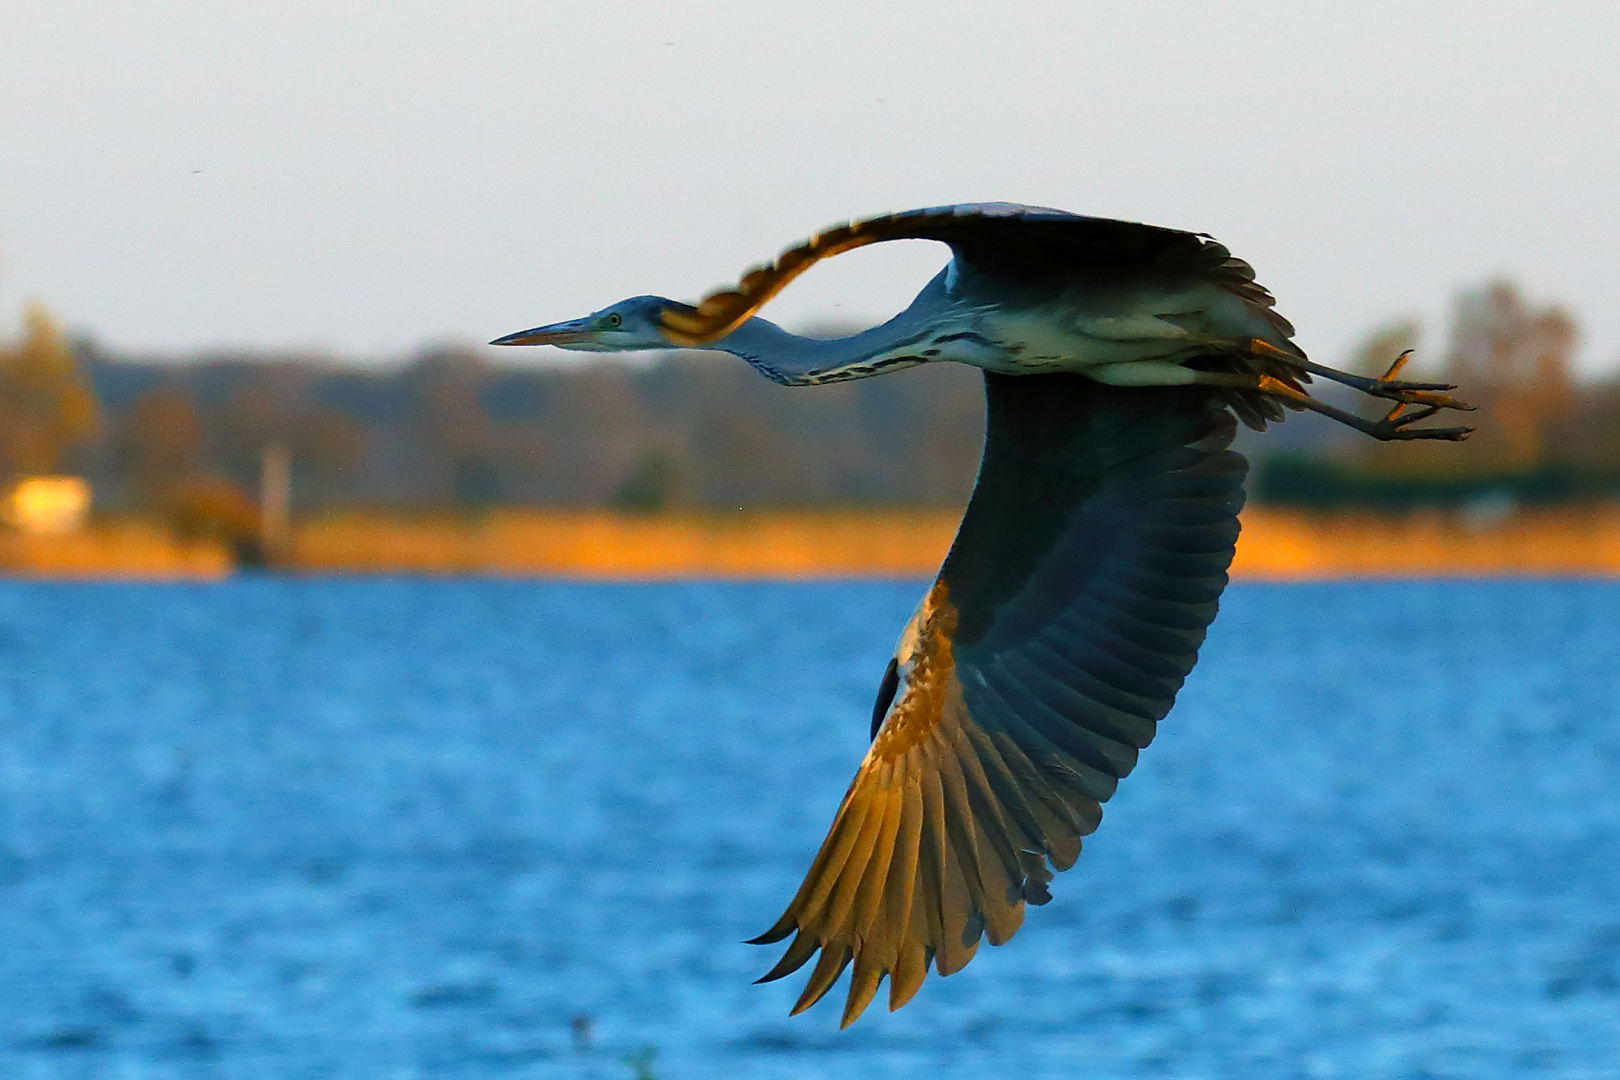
1248,340,1474,412
1287,394,1469,441
1189,371,1472,442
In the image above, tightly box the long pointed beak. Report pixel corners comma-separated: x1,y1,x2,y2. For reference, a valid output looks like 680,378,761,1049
489,318,595,347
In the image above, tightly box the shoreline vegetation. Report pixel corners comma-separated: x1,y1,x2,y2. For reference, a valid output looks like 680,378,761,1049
6,280,1620,591
4,506,1620,582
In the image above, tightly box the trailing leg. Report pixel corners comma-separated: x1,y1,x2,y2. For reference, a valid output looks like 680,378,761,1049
1248,341,1473,412
1186,370,1472,442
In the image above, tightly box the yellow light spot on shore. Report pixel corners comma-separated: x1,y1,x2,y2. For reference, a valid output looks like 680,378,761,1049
2,476,91,535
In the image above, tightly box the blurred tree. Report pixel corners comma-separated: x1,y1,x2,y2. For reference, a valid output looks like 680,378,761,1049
111,385,266,561
0,303,101,481
860,363,982,505
1346,317,1422,378
612,449,683,512
299,406,367,480
158,475,264,565
689,393,804,506
1264,282,1593,507
538,364,653,505
1441,279,1576,474
419,362,502,508
1546,383,1620,475
214,382,367,499
215,383,293,478
114,385,205,492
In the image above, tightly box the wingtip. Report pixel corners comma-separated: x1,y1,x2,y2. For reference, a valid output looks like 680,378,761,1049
746,911,798,946
790,944,852,1016
754,930,819,984
838,958,885,1027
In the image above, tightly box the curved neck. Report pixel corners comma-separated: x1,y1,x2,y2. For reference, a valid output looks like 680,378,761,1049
707,267,970,385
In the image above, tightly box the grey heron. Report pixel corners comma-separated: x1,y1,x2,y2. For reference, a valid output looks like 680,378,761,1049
493,204,1472,1026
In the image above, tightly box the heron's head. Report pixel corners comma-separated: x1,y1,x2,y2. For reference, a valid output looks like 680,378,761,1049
490,296,686,352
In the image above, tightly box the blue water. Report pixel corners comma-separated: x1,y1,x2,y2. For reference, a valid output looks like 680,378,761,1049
1,580,1619,1079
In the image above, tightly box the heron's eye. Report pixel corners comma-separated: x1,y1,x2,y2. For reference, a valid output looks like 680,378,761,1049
605,312,623,328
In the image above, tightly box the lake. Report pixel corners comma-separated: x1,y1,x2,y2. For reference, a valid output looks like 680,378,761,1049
1,579,1618,1079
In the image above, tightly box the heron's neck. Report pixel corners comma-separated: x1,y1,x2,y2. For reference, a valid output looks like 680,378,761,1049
709,268,980,385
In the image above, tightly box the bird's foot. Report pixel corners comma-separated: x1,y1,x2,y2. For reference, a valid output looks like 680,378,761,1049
1249,375,1473,442
1363,381,1473,412
1260,344,1476,414
1361,401,1473,442
1247,341,1477,429
1353,350,1475,412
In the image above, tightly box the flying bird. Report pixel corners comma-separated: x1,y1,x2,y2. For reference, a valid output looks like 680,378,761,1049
493,203,1472,1026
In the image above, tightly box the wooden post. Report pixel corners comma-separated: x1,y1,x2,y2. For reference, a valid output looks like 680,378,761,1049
261,443,291,561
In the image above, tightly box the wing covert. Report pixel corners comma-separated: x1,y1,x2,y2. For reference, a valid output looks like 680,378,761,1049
752,373,1247,1025
658,204,1280,346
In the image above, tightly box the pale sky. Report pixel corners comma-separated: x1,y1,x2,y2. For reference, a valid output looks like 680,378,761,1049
2,2,1617,372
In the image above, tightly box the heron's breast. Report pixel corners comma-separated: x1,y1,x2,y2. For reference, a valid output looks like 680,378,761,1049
980,311,1199,373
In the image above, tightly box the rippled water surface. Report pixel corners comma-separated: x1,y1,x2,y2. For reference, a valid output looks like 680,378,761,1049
2,579,1619,1079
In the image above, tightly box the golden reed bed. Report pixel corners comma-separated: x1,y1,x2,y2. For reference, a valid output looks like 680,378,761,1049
3,507,1620,581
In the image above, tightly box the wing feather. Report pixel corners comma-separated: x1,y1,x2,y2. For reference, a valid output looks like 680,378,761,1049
848,773,902,944
842,949,887,1028
968,669,1123,801
959,718,1064,857
756,929,819,984
931,746,989,972
753,374,1245,1024
813,788,889,940
658,203,1287,347
996,654,1152,759
915,765,951,951
792,944,852,1015
751,789,876,944
1038,621,1178,700
889,941,928,1012
932,735,993,911
988,663,1143,781
979,729,1089,870
881,777,924,957
1019,639,1164,731
948,725,1039,918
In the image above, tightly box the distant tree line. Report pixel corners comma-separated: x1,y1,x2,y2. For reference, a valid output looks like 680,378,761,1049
69,339,988,516
6,276,1619,526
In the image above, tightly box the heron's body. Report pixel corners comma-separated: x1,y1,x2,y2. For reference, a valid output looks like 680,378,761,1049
705,262,1294,387
723,288,1276,389
495,203,1471,1026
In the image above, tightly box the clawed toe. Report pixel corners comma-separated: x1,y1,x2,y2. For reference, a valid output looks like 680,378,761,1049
1364,382,1476,412
1370,402,1472,441
1267,386,1475,442
1292,350,1475,414
1373,377,1457,393
1372,424,1473,442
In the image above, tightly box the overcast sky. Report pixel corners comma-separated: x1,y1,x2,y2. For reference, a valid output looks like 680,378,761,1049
2,2,1617,373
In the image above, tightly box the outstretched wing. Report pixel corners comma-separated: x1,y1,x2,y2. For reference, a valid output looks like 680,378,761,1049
751,371,1247,1026
659,203,1290,346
